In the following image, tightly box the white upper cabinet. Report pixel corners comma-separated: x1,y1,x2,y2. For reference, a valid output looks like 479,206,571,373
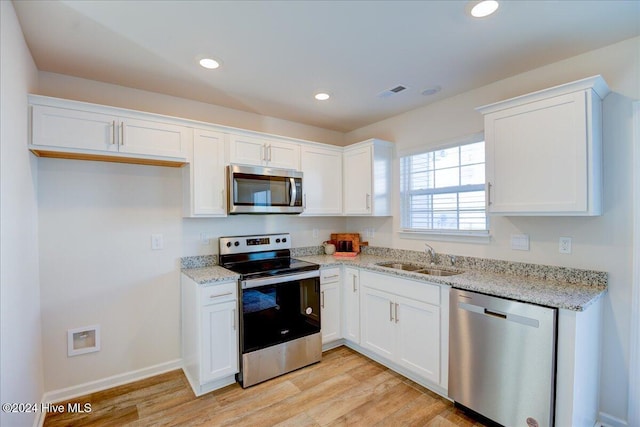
229,133,300,170
32,104,119,152
478,75,610,216
300,144,342,215
183,129,227,217
343,139,393,216
119,117,190,159
30,95,190,166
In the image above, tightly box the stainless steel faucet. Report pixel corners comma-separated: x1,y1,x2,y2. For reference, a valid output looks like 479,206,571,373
424,243,436,264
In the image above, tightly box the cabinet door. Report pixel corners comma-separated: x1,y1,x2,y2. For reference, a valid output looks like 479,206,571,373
201,300,238,383
486,91,591,214
189,129,227,216
321,282,341,344
32,105,119,152
360,287,395,359
395,296,440,384
120,117,189,159
300,146,342,215
229,134,267,166
342,267,360,343
343,145,372,214
265,140,300,170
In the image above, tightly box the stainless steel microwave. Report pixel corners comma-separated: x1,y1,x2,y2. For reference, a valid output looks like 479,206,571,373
227,165,303,214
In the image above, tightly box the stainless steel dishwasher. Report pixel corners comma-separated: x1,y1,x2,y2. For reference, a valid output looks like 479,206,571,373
449,289,557,427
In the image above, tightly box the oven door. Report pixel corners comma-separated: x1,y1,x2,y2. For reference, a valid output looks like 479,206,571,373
240,270,320,354
228,165,303,214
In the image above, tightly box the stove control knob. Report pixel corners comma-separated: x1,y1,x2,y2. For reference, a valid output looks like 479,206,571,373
282,238,287,243
226,242,232,248
234,241,240,247
276,238,281,243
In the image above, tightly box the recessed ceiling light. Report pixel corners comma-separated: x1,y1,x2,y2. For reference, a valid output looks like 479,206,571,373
469,0,499,18
199,58,221,69
421,85,442,96
314,92,330,101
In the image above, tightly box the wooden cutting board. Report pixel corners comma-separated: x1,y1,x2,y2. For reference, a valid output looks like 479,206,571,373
330,233,361,253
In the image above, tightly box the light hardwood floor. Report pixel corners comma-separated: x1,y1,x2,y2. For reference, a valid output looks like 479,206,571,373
44,346,487,426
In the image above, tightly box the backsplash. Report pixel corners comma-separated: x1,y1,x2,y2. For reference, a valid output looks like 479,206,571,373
361,246,607,287
182,246,607,288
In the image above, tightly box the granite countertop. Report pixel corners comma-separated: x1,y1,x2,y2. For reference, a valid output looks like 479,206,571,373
180,249,607,311
297,254,606,311
182,265,239,285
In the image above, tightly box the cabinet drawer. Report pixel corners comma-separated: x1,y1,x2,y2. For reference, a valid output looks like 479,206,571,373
321,267,341,284
361,270,440,305
200,281,237,305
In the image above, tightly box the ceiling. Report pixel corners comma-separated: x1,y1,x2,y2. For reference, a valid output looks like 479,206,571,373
13,0,640,133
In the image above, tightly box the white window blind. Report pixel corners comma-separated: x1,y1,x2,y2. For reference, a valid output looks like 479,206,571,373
400,140,487,232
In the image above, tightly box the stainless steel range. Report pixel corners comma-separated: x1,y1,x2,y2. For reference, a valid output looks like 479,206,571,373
219,233,321,388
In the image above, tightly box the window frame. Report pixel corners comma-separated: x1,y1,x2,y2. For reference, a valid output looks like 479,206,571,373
398,133,490,242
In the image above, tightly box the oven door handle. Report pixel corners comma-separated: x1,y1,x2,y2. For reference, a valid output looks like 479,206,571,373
241,270,320,289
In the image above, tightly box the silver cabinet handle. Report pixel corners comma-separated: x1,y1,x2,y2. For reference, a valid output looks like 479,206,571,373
352,275,357,292
120,122,124,146
262,144,267,161
324,274,339,280
389,301,394,322
366,193,371,210
486,182,492,206
395,303,399,323
321,290,325,308
268,144,272,161
221,190,225,210
210,292,233,299
111,121,116,145
303,194,307,210
232,308,236,330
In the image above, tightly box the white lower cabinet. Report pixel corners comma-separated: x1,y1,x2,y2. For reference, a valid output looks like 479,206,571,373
360,270,443,386
320,267,341,346
181,275,238,396
342,267,360,343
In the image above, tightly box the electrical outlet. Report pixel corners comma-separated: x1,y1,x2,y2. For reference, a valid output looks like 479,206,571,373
510,234,529,251
312,229,319,238
200,233,210,245
559,237,572,254
369,227,375,238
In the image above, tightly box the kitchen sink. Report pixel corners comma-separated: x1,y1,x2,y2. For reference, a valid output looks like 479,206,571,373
376,262,462,276
416,268,461,277
376,262,425,271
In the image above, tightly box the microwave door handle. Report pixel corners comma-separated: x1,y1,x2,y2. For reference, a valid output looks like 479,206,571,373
289,177,297,206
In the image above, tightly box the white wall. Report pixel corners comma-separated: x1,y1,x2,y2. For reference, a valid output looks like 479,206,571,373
38,159,184,391
346,36,640,425
0,2,44,426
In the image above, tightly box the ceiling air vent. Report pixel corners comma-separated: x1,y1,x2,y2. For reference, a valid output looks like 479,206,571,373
377,85,408,98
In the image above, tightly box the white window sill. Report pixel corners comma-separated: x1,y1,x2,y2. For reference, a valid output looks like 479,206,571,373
399,230,491,244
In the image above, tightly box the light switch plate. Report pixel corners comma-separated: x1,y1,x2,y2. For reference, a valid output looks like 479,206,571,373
511,234,530,251
151,234,164,250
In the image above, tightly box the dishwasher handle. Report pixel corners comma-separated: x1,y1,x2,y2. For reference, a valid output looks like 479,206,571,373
459,301,540,328
484,308,507,319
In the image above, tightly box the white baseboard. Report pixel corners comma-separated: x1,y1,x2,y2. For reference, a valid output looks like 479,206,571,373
597,412,629,427
33,359,182,427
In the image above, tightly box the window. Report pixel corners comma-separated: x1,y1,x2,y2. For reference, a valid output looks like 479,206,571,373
400,140,487,233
